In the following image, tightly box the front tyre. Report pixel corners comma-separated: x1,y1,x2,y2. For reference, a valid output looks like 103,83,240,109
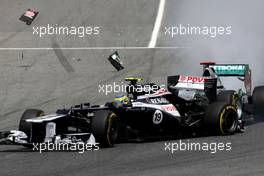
19,109,45,143
91,110,118,148
204,102,238,135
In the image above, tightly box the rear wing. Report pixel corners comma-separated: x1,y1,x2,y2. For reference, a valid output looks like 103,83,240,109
201,62,252,95
167,75,217,102
210,64,249,77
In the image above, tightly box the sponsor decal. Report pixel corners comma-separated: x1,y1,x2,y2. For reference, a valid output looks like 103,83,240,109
161,105,177,112
132,102,180,117
154,88,168,95
211,65,246,75
179,75,206,83
149,97,169,104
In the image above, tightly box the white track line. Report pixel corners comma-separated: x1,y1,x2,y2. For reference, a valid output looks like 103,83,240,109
0,1,167,51
0,1,169,51
0,46,190,50
148,0,166,48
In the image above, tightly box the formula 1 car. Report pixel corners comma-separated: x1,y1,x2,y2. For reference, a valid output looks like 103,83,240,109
0,75,248,148
19,9,38,25
200,62,264,122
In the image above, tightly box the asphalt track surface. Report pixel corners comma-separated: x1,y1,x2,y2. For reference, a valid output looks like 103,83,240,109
0,0,264,175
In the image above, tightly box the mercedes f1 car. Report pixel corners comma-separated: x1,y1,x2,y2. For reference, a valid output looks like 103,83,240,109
200,62,264,124
2,70,263,148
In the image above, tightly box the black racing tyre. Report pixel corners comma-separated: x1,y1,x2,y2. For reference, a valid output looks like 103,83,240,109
252,86,264,115
217,90,243,119
19,109,45,142
91,110,118,148
204,102,238,135
217,90,236,104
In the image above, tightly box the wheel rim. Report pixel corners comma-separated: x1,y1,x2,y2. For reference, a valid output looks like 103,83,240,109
110,119,118,142
221,109,237,134
107,114,118,145
236,101,243,120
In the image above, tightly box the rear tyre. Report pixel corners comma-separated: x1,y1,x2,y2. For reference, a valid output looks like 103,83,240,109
204,102,238,135
252,86,264,116
217,90,236,104
217,90,242,120
91,110,118,148
19,109,45,143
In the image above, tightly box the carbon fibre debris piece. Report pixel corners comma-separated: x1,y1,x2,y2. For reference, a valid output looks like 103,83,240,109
108,51,124,71
19,9,39,25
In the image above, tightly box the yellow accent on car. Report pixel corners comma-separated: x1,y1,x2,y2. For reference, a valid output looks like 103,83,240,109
125,77,143,82
38,112,45,118
219,105,236,135
107,113,116,146
219,109,225,135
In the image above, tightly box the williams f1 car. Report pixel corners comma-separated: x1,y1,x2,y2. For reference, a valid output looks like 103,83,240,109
2,72,264,148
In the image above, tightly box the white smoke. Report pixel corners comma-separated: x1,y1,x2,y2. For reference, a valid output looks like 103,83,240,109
161,0,264,89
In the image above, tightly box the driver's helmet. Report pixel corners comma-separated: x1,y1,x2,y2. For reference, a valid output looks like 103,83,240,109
113,94,130,108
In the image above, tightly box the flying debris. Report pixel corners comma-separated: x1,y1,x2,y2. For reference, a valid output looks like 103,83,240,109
108,51,124,71
19,9,39,25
